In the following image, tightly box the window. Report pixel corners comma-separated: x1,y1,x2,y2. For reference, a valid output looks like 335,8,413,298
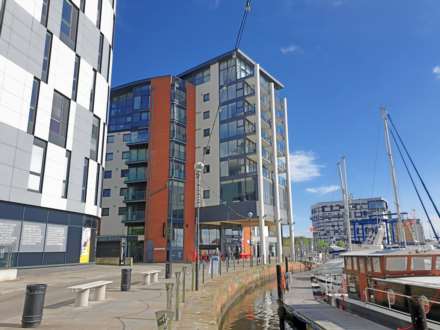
102,208,109,216
118,207,127,216
105,152,113,161
41,0,50,27
345,257,352,270
372,257,381,272
62,150,71,198
104,170,112,179
98,33,104,72
203,93,210,102
81,158,89,202
220,177,256,202
203,111,210,119
41,32,52,83
120,169,128,177
203,165,210,173
90,116,100,161
203,128,210,137
80,0,86,12
203,146,210,155
102,189,111,197
120,187,127,197
94,164,100,205
49,91,70,148
122,151,130,160
170,123,186,142
107,135,114,143
169,161,185,180
386,257,407,272
190,68,210,85
28,139,47,192
90,69,96,112
123,133,131,143
96,0,102,28
60,0,79,50
412,256,432,271
72,55,80,101
367,257,372,272
170,142,185,160
27,78,41,135
203,190,210,199
171,104,186,123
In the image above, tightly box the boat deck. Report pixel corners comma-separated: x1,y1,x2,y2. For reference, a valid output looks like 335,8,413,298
283,275,392,330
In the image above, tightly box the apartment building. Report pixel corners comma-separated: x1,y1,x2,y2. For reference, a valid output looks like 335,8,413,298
310,198,389,244
101,76,196,263
0,0,115,267
179,49,294,263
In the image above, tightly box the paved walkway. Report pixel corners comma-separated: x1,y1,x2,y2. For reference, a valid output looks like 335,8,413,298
283,275,392,330
0,264,188,329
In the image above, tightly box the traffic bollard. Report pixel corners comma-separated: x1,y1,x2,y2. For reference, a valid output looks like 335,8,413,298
233,257,236,271
22,284,47,328
175,272,181,321
191,262,195,291
226,257,229,272
219,258,222,275
210,258,214,279
202,262,205,284
285,256,289,273
121,268,132,291
165,283,174,311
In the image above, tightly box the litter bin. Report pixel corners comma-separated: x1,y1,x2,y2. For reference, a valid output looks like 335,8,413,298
121,268,132,291
22,284,47,328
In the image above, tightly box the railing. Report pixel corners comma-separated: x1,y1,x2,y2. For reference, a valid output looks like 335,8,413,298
125,190,146,203
365,287,440,323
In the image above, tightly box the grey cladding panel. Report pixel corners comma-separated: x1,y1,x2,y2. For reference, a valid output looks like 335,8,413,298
0,0,46,78
76,14,99,69
200,201,257,223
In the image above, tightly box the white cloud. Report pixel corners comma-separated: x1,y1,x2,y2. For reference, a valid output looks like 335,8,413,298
290,151,322,182
280,44,304,55
433,66,440,79
306,185,340,195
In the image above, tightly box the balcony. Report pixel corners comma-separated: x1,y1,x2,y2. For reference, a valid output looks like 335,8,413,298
124,174,147,184
126,132,149,146
125,153,148,165
122,212,145,224
124,190,146,203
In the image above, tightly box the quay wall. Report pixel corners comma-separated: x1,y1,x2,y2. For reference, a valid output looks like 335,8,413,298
176,262,302,329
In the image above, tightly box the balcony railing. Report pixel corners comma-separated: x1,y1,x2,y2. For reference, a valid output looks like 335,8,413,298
124,174,147,184
126,134,149,146
122,212,145,223
125,154,148,165
124,190,146,203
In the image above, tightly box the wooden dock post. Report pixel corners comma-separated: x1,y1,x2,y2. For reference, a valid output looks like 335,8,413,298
276,264,283,301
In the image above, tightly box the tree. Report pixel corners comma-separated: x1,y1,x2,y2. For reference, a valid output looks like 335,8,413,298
336,241,346,248
316,239,329,252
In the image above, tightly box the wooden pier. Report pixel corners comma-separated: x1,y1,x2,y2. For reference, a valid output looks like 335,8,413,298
281,275,392,330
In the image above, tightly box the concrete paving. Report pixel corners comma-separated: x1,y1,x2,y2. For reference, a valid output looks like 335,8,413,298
0,264,190,330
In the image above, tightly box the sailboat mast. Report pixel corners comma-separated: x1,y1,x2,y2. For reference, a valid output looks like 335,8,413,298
381,108,407,248
338,157,352,251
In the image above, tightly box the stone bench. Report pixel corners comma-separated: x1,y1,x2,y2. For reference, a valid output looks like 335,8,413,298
68,280,112,307
141,270,161,286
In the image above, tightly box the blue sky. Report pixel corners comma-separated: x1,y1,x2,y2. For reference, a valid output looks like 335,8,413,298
112,0,440,237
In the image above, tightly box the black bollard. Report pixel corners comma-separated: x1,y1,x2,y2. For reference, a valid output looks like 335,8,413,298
285,256,289,273
276,264,283,301
410,296,428,330
22,284,47,328
121,268,132,291
278,305,286,330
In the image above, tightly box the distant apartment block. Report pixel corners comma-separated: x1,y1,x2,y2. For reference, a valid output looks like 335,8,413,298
102,49,294,263
0,0,116,267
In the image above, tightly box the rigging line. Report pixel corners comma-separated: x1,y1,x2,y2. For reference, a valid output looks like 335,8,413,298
389,129,440,242
387,114,440,220
234,0,252,50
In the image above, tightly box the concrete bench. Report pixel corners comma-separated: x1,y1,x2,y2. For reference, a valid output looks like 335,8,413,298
141,270,161,285
68,280,112,307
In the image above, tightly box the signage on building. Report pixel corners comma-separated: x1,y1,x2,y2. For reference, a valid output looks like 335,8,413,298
0,219,21,252
80,228,91,263
44,224,68,252
19,222,46,252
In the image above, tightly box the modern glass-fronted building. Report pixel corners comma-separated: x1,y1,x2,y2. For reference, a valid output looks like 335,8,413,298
102,76,196,263
0,0,116,267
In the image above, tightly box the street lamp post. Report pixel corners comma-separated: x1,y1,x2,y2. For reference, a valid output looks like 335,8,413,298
248,212,253,266
194,162,204,291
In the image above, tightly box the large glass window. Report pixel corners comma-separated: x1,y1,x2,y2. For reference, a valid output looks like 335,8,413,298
27,78,40,135
201,228,220,245
220,139,256,158
94,164,100,205
170,142,185,161
60,0,79,50
81,158,89,202
219,57,253,86
170,123,186,142
72,55,80,101
220,81,254,103
171,104,186,124
90,69,96,112
28,139,47,192
169,180,184,219
90,116,100,161
41,0,50,27
41,32,52,83
189,68,210,85
96,0,102,28
49,91,70,148
219,99,255,121
169,161,185,180
412,256,432,271
97,33,104,72
127,166,146,181
220,177,257,202
220,158,256,177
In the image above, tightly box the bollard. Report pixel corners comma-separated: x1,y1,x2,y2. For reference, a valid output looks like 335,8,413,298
182,266,186,303
210,258,214,279
22,284,47,328
233,257,236,271
202,262,205,284
410,296,428,330
285,256,289,273
121,268,132,292
226,257,229,272
276,264,283,301
278,305,286,330
268,253,271,264
219,258,222,275
165,283,174,311
243,257,245,270
175,272,181,321
250,255,253,267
